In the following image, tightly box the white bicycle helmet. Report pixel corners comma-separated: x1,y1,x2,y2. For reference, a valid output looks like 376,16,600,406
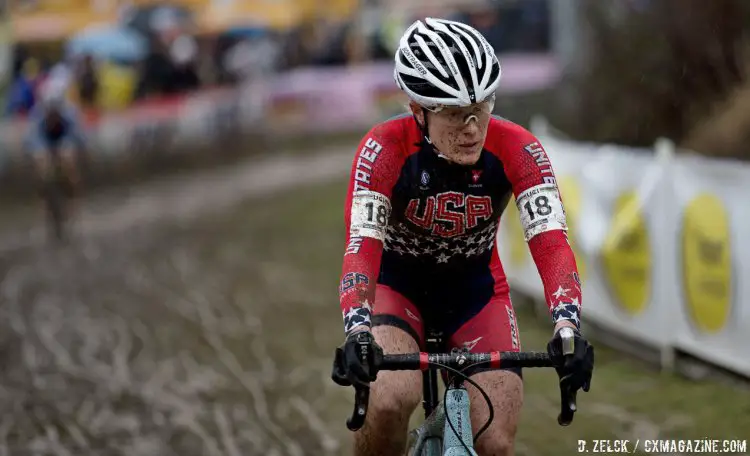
394,18,502,108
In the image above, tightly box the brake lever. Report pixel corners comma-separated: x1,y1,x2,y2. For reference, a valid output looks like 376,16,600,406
556,327,577,426
558,388,577,426
346,385,369,431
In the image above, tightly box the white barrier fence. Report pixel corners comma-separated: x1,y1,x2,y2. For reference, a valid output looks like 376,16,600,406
498,118,750,379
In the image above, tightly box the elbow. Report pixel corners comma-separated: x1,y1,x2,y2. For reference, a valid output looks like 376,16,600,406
528,230,571,256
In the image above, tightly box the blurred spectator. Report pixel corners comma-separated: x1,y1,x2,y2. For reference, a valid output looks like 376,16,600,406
169,33,200,93
281,19,328,69
311,22,356,66
75,55,100,108
518,0,550,51
46,60,74,96
30,58,51,95
4,0,555,116
134,34,174,99
302,19,370,66
220,33,280,83
455,0,550,53
460,5,507,52
5,59,37,116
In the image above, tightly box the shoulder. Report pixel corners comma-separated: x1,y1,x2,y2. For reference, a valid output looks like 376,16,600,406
349,114,419,192
487,115,537,145
368,113,415,141
358,113,418,159
484,115,542,160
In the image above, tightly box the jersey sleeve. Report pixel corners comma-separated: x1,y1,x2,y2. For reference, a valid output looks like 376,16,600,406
339,123,406,336
494,122,583,329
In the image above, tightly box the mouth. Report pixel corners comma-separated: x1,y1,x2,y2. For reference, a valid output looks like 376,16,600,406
459,141,480,151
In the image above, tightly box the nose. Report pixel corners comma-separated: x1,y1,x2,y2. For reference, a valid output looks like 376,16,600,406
463,114,479,125
462,114,481,136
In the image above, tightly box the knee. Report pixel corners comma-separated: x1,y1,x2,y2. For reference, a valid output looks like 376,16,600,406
469,370,522,456
368,372,421,421
475,433,514,456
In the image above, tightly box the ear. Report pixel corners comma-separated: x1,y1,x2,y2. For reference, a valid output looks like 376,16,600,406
408,100,425,127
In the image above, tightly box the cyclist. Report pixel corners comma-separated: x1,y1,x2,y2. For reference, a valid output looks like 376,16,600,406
24,81,86,220
331,18,594,455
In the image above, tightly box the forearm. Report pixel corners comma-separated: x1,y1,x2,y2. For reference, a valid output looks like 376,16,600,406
528,230,582,330
339,237,383,335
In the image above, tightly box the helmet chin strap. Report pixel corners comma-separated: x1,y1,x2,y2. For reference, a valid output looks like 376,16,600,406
413,108,431,144
413,108,450,161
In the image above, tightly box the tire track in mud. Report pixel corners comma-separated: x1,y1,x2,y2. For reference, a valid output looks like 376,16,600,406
0,149,354,456
0,149,353,255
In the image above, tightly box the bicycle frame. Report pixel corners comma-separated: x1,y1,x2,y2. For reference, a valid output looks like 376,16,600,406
405,337,477,456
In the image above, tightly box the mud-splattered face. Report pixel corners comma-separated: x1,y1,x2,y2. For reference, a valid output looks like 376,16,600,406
410,99,492,166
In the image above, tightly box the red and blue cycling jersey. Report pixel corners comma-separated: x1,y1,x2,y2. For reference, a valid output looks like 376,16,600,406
339,114,582,344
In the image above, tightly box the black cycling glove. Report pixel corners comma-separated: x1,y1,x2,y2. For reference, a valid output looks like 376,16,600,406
547,327,594,394
331,330,383,388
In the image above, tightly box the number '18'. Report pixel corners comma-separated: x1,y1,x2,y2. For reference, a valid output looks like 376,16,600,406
524,195,552,220
366,202,388,225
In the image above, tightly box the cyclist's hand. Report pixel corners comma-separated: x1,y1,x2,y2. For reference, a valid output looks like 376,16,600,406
547,326,594,394
331,330,383,389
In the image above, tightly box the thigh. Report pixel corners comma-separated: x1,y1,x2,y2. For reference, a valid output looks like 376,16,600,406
368,285,425,413
368,324,422,414
447,295,524,453
372,284,425,348
448,293,521,360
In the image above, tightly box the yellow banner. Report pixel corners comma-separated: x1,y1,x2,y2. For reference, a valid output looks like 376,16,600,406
12,11,118,42
10,0,120,42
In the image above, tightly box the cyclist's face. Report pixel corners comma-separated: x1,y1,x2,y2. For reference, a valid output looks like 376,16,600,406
410,99,493,166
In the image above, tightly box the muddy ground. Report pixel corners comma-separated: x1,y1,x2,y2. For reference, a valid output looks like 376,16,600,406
0,148,747,456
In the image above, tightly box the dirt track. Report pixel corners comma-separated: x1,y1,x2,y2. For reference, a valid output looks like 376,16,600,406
0,149,354,456
1,146,748,456
0,149,353,255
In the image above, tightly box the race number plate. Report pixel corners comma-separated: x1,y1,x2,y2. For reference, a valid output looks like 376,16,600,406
516,184,567,241
350,190,391,241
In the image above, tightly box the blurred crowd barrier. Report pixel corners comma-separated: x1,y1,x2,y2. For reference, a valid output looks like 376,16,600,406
2,0,363,116
500,119,750,380
0,54,559,179
1,0,552,114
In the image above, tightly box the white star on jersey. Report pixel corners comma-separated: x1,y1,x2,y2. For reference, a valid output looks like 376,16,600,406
552,286,570,299
555,310,579,325
383,221,499,262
